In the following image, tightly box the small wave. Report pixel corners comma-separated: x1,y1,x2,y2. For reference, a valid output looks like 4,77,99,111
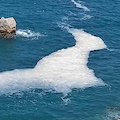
107,48,120,52
16,29,42,39
58,22,72,31
105,108,120,120
71,0,90,11
80,14,92,20
0,28,107,95
62,16,69,21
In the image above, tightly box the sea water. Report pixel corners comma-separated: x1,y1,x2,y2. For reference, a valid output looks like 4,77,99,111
0,0,120,120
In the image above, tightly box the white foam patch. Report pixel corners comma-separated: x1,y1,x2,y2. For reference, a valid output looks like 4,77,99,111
0,28,107,95
71,0,90,11
16,29,42,39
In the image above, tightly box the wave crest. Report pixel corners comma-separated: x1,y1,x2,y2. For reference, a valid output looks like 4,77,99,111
71,0,90,11
16,29,42,39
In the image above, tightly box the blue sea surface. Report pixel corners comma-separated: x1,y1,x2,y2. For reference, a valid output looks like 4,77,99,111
0,0,120,120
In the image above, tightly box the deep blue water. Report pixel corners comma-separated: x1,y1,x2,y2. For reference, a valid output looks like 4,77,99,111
0,0,120,120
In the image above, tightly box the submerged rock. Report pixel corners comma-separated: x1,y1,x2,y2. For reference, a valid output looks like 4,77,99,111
0,17,17,38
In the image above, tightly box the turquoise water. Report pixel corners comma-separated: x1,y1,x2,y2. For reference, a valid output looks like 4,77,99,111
0,0,120,120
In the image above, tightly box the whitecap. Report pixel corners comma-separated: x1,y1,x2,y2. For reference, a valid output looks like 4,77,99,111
71,0,90,11
0,28,107,95
16,29,42,39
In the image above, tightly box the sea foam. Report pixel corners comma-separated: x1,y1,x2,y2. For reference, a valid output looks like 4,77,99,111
0,28,107,95
71,0,90,11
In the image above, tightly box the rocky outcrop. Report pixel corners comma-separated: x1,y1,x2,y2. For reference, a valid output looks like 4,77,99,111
0,17,17,38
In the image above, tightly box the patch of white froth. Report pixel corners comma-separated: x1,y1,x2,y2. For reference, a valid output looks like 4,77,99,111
0,28,107,95
71,0,90,11
16,29,42,39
